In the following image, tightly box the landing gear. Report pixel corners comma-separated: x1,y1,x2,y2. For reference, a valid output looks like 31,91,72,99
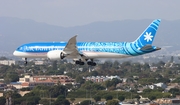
24,58,27,65
75,60,85,65
74,59,96,66
87,61,96,66
87,59,96,66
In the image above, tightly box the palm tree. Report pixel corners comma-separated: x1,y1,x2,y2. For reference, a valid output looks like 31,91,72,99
5,91,13,105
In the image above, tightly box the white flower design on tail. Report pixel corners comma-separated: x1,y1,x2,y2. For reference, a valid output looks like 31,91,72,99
144,32,153,42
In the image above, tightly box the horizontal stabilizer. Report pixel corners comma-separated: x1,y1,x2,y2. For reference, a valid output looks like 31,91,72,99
139,45,161,51
140,45,153,50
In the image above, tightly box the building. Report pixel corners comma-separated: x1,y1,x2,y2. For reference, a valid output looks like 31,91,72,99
34,60,45,65
154,82,167,89
0,82,6,90
148,83,167,90
21,81,54,89
7,82,22,89
156,98,180,104
9,75,75,89
84,75,121,83
33,75,75,85
0,60,16,66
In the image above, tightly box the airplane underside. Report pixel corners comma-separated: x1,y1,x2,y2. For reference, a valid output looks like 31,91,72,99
14,51,131,66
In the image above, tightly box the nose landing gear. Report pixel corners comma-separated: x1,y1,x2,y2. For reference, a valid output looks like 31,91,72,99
24,58,27,65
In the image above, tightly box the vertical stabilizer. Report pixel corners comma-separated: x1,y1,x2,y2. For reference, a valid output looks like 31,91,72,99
133,19,161,47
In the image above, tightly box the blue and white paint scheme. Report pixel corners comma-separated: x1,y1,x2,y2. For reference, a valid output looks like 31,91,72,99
13,19,161,66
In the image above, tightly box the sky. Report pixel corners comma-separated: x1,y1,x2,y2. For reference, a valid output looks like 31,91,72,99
0,0,180,27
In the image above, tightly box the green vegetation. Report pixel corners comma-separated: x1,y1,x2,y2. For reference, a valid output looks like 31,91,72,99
1,57,180,104
106,99,119,105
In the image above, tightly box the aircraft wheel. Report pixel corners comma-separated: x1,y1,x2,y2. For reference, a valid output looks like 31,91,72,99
87,61,96,66
87,61,92,65
75,61,80,64
92,62,96,66
79,62,85,65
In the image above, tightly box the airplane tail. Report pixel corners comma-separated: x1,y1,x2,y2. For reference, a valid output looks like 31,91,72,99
133,19,161,47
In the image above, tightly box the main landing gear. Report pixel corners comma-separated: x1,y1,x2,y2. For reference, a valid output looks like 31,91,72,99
87,61,96,66
75,60,85,65
74,59,96,66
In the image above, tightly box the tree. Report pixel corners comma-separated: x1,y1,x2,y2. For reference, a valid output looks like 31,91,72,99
0,97,6,105
105,78,121,89
4,72,19,82
26,96,41,105
20,87,30,91
134,95,140,100
70,97,75,104
148,95,156,101
0,56,8,60
143,89,152,93
80,100,91,105
90,71,99,76
81,81,105,90
172,77,180,83
24,92,36,97
14,97,24,105
76,76,85,84
113,60,120,69
142,63,150,70
93,83,105,90
5,91,13,105
111,78,121,86
104,94,113,101
39,99,50,105
54,95,70,105
49,85,67,98
118,95,125,102
93,95,101,102
105,80,113,88
11,93,22,100
106,100,119,105
169,88,180,96
52,60,57,70
157,61,165,67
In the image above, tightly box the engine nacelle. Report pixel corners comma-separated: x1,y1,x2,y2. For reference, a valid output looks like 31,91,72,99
47,50,66,60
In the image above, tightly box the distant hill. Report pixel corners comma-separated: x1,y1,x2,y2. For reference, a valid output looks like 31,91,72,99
0,17,180,55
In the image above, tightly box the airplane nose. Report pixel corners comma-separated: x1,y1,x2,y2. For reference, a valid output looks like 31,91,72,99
13,51,17,56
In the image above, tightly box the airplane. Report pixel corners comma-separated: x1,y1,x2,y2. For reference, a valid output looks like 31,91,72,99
13,19,161,66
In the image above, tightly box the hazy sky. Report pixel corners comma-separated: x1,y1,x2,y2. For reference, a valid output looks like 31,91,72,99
0,0,180,27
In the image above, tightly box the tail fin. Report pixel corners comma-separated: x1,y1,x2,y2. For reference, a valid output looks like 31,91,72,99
133,19,161,47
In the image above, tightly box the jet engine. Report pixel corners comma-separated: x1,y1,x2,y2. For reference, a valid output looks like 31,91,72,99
47,50,66,60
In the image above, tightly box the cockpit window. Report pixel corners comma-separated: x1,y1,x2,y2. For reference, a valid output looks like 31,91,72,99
17,47,23,50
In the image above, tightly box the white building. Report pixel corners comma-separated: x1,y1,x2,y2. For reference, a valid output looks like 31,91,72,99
154,82,167,89
148,83,167,89
34,60,45,65
0,60,16,66
84,75,121,83
19,75,34,83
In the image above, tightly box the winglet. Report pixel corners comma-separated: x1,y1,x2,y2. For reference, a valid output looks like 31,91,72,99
133,19,161,47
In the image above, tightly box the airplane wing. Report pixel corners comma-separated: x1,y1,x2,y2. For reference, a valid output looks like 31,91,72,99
63,35,78,52
63,35,84,60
